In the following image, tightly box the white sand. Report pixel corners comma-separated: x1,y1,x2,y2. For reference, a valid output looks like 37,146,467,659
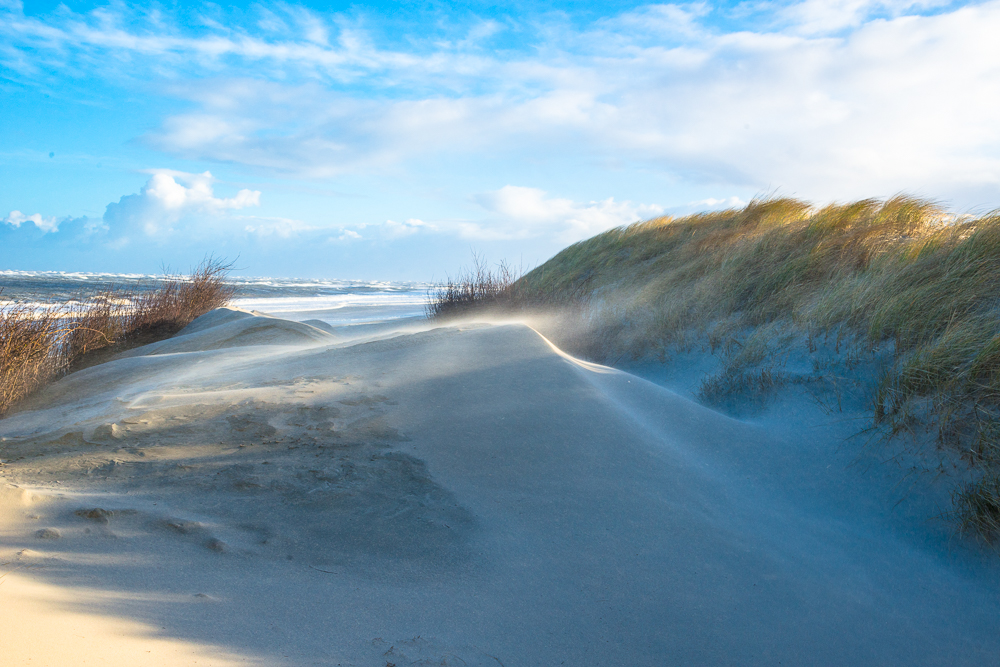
1,307,999,665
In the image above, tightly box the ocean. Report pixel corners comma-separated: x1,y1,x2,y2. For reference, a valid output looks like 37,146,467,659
0,270,434,327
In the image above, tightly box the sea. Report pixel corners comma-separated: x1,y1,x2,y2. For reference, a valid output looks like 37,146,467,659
0,271,434,328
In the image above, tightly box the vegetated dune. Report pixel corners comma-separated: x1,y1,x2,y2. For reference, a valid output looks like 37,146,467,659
508,196,1000,540
0,258,235,417
1,308,999,665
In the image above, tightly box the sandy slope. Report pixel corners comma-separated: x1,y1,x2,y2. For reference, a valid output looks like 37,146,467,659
1,308,999,666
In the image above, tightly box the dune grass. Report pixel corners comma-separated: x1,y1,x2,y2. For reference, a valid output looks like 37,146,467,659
0,258,234,416
65,259,235,369
431,196,1000,542
0,304,73,417
518,196,994,355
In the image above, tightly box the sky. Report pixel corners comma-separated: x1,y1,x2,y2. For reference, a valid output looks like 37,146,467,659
2,0,999,280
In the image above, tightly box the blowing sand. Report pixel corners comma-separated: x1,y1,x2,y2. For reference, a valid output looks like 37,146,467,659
1,307,999,666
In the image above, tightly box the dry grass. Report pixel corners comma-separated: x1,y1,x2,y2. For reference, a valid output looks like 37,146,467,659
0,258,234,416
427,254,530,319
520,196,970,351
509,195,1000,542
0,304,72,416
65,258,235,368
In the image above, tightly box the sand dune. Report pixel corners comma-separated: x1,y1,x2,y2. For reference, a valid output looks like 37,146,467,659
1,308,999,665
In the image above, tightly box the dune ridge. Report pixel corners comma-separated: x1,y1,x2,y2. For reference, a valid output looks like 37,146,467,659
430,196,1000,540
1,308,999,665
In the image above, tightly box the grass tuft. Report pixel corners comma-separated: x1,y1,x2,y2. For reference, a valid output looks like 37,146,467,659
0,304,72,416
955,474,1000,542
0,258,234,416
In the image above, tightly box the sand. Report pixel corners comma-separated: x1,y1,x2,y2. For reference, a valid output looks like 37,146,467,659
1,307,999,666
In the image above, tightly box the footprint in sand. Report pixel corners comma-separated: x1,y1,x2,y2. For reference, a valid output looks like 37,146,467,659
162,518,204,534
75,508,112,524
75,507,137,524
160,518,227,553
204,538,227,552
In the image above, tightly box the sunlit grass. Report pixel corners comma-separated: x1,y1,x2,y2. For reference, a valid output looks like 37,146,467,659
0,304,73,417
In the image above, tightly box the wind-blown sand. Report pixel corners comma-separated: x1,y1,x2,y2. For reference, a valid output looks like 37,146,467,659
1,307,999,666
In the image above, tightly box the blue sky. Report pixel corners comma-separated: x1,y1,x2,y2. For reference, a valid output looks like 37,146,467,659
2,0,997,280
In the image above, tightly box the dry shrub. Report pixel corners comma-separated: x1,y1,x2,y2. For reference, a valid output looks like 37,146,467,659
0,258,234,416
427,254,531,319
64,257,235,366
135,258,237,335
0,305,71,415
65,289,133,361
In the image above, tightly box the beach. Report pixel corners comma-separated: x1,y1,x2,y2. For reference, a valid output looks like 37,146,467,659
2,307,1000,666
5,0,999,661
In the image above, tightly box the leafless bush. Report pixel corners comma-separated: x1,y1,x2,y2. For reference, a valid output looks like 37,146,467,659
427,254,530,319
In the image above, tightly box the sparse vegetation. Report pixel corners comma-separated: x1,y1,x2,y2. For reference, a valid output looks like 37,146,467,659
65,258,235,369
0,304,73,417
426,254,529,319
0,258,234,416
955,473,1000,540
432,196,1000,543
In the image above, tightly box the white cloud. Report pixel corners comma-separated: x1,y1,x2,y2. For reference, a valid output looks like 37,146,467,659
127,3,1000,206
4,1,1000,210
381,218,433,239
336,229,362,241
327,218,435,242
688,196,747,209
776,0,952,35
242,216,314,237
470,186,664,241
3,210,60,233
103,171,260,236
603,3,713,39
313,187,661,245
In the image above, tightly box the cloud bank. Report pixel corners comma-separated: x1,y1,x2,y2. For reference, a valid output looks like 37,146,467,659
103,171,261,237
3,211,60,233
